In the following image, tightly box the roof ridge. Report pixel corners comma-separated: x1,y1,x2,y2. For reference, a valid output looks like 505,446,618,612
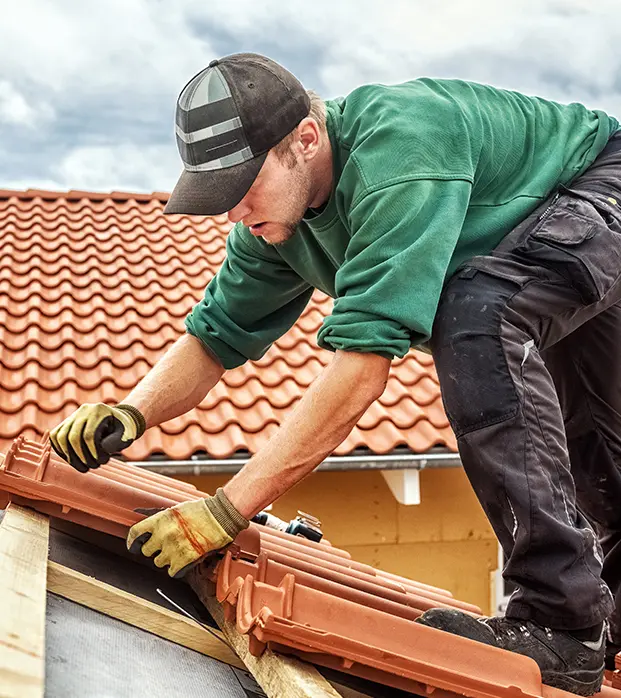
0,188,171,203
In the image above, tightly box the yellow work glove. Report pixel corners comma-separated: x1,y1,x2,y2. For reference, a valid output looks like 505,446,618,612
50,403,146,473
126,488,250,578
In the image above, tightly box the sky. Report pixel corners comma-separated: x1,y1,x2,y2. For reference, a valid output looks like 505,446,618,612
1,0,620,194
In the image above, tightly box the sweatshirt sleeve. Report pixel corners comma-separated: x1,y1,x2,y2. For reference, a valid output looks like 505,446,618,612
185,224,313,369
317,178,471,359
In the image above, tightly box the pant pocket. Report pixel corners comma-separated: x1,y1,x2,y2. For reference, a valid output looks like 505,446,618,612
522,192,621,304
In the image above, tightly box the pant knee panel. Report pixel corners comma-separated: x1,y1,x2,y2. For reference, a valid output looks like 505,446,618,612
432,272,521,437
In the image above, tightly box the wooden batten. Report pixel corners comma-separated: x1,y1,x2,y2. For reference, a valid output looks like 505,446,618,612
0,504,50,698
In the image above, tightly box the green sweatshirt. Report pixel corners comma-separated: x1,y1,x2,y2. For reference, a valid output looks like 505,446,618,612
185,78,619,369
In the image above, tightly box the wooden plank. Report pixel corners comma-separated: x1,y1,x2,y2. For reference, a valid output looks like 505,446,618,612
189,571,342,698
0,503,50,698
46,561,244,669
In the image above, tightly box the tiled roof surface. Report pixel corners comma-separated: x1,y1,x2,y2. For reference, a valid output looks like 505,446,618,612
0,189,456,461
1,435,617,697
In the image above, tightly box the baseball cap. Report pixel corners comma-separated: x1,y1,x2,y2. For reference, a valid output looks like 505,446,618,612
165,53,311,216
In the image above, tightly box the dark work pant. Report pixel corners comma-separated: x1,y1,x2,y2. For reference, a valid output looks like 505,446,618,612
431,132,621,632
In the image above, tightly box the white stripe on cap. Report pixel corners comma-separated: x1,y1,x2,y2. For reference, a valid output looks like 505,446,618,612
175,116,242,144
184,146,254,172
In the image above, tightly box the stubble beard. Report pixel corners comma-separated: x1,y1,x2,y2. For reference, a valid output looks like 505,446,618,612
264,200,308,246
264,162,312,246
267,221,299,246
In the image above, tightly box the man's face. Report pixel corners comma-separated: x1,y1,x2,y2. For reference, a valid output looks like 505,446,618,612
227,147,313,246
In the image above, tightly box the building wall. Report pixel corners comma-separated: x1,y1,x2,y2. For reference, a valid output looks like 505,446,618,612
174,466,499,614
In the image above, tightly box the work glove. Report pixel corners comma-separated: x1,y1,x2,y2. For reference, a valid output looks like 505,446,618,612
127,488,249,578
49,403,146,473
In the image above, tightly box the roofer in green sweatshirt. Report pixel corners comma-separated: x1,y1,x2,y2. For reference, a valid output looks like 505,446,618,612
50,53,621,695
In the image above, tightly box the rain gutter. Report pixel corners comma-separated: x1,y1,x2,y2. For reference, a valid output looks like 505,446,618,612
130,451,462,477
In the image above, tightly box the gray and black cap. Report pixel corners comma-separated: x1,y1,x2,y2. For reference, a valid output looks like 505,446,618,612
165,53,311,216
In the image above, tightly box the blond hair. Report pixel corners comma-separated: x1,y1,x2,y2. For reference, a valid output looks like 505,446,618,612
271,90,326,166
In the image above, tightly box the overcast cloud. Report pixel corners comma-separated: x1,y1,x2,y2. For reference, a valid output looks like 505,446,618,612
1,0,620,193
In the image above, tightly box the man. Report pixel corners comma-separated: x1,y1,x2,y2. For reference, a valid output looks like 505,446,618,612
49,53,621,695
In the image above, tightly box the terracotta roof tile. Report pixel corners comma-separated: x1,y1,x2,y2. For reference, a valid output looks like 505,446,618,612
0,189,456,459
2,437,616,697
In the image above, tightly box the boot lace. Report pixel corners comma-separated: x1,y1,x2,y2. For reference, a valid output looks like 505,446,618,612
480,617,544,644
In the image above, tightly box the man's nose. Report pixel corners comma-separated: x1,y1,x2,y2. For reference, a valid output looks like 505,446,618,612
227,199,251,224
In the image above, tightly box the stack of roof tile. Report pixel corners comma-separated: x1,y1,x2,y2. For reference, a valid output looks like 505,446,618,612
1,434,618,697
0,189,455,461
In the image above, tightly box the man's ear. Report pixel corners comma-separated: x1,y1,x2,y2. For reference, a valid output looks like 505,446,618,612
297,117,321,160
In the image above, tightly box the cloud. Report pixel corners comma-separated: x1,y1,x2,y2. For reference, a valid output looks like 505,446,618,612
1,0,621,192
0,81,54,128
0,1,211,96
52,143,181,192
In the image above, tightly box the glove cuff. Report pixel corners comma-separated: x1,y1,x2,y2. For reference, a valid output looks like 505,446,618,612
205,488,250,540
115,404,147,439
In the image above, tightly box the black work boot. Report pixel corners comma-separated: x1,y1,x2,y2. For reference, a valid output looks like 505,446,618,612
416,609,605,696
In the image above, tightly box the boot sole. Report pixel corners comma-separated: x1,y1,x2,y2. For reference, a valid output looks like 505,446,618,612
542,668,604,697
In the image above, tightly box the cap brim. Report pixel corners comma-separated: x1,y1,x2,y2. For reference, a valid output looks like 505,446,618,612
164,152,268,216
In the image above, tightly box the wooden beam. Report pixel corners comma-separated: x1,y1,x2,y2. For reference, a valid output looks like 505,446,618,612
189,570,342,698
46,561,244,669
0,504,50,698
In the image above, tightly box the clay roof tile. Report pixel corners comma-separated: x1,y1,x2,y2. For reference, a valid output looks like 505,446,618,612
2,439,612,698
0,188,456,459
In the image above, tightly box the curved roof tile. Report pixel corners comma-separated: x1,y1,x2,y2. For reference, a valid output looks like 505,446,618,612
0,188,456,459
